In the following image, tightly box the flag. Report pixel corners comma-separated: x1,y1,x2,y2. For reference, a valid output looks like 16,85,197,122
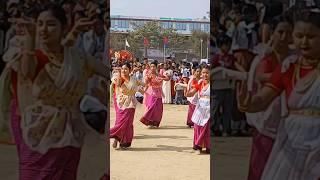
125,39,130,47
143,37,149,46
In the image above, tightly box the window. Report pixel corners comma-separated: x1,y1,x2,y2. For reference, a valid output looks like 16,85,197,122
176,23,187,30
111,20,116,28
137,21,145,26
161,21,173,29
204,23,209,32
118,20,129,28
190,23,201,31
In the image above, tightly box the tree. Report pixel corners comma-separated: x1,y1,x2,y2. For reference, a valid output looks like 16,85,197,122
190,30,210,59
110,33,127,51
127,21,189,57
110,22,209,59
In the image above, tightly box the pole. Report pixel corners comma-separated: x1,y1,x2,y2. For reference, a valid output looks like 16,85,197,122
200,39,203,59
206,42,209,59
145,46,147,58
164,44,165,63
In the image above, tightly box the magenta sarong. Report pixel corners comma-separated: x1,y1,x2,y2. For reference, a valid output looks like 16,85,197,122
247,130,274,180
110,108,135,148
140,95,163,127
10,100,81,180
193,121,210,150
186,103,196,127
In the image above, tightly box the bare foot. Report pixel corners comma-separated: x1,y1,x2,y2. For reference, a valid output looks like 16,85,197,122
112,140,118,148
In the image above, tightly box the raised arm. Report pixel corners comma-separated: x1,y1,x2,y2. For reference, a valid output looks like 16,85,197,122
234,61,246,72
185,87,198,97
86,54,111,80
185,81,200,97
61,18,96,47
237,81,278,113
18,18,37,79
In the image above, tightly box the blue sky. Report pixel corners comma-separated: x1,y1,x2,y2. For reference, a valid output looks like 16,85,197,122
110,0,210,19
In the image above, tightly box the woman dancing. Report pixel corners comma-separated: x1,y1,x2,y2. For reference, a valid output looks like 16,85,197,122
186,66,201,128
2,4,109,179
110,62,145,149
186,64,210,154
246,15,293,180
140,60,170,128
238,10,320,180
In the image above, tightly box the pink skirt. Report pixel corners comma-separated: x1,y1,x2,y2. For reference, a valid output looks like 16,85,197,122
143,93,149,109
140,95,163,127
110,108,135,147
187,103,196,127
247,130,274,180
193,121,210,150
10,99,81,180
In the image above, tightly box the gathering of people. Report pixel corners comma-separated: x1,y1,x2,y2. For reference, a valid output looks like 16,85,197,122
1,0,320,179
0,0,110,179
110,57,211,154
211,0,320,179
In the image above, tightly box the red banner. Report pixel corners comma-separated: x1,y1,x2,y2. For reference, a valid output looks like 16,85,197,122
163,36,169,45
143,37,149,46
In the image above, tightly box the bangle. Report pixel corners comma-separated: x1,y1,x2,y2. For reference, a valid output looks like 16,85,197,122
66,32,77,42
238,106,248,112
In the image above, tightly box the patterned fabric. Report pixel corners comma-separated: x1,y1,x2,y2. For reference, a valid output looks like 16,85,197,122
192,85,210,126
21,49,91,154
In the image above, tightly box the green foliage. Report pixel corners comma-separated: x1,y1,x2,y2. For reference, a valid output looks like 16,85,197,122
190,30,209,58
110,22,209,59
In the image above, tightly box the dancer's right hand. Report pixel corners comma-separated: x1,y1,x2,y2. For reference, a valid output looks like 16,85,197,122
72,17,96,33
237,81,251,112
14,17,36,37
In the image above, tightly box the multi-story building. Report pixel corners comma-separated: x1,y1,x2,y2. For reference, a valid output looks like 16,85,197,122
110,15,210,35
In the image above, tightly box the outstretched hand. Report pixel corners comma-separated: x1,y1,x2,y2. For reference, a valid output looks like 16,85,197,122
72,17,96,33
11,17,37,40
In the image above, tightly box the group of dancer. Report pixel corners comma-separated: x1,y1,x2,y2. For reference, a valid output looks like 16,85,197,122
212,1,320,179
110,60,211,154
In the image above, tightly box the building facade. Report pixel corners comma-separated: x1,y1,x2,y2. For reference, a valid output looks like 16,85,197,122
110,15,210,35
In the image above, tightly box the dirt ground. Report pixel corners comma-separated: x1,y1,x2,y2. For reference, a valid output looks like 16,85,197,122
212,137,251,180
110,103,210,180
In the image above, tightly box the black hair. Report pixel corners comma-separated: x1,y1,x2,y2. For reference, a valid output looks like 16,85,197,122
294,11,320,29
39,3,67,26
263,0,284,24
192,65,201,70
242,4,257,23
216,33,232,48
121,61,132,70
150,60,158,66
200,63,209,70
61,0,76,6
269,13,293,33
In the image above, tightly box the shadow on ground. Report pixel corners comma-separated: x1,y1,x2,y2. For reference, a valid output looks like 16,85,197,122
134,134,189,140
115,145,192,152
157,125,193,130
